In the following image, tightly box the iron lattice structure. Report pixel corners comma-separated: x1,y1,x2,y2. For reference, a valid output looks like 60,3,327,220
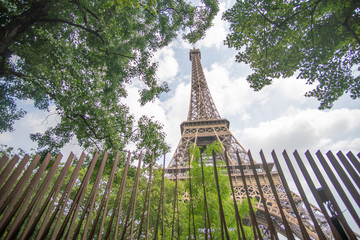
166,49,331,239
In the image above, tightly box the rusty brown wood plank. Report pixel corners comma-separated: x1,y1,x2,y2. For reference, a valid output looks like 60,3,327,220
283,151,327,240
23,152,74,240
60,152,99,240
346,151,360,175
0,155,27,205
259,150,295,240
0,155,9,172
129,154,143,239
86,152,120,240
310,151,356,239
170,160,178,240
9,153,63,240
145,153,155,240
200,155,213,240
119,153,143,240
187,151,196,240
137,153,155,240
316,151,360,230
326,151,360,207
294,150,341,239
79,152,108,240
153,154,166,240
248,151,279,240
0,155,16,187
2,153,52,239
337,151,360,190
97,152,120,239
212,151,230,240
271,151,310,240
0,153,41,236
104,151,131,240
47,152,87,240
224,150,247,240
237,151,262,240
38,152,84,240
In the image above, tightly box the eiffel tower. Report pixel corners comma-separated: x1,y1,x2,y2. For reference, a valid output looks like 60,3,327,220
166,49,331,239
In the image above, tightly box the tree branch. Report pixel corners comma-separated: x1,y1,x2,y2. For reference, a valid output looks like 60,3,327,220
37,18,105,43
89,136,101,151
342,16,360,46
84,7,100,20
3,67,59,100
256,0,322,28
104,49,135,59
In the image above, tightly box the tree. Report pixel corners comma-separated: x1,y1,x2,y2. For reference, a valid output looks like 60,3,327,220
0,0,219,152
223,0,360,109
175,142,254,239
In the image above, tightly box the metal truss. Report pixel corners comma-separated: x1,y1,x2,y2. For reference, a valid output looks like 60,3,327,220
166,49,333,239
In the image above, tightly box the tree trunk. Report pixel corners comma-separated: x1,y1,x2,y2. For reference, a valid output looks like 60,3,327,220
0,1,48,60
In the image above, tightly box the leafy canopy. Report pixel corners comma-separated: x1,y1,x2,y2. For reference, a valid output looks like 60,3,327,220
0,0,219,153
223,0,360,109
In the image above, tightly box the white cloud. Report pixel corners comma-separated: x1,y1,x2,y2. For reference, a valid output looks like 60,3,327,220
0,132,13,144
180,2,229,50
266,76,315,103
20,111,58,134
240,108,360,153
197,3,228,49
204,62,266,118
163,81,191,150
153,46,179,82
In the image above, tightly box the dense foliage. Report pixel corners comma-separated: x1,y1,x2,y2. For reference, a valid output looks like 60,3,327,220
174,142,254,239
0,0,219,153
224,0,360,109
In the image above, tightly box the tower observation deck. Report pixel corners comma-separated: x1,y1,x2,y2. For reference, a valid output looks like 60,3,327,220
165,49,331,239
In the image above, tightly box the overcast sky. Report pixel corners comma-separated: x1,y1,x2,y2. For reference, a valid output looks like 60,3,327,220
1,0,359,160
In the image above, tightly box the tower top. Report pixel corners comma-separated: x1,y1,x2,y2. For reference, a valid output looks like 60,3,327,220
187,49,221,121
190,49,201,61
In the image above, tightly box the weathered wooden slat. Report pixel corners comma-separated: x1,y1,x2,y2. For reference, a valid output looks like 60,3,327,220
153,154,166,240
311,151,356,239
283,151,327,240
0,155,16,188
9,153,63,240
325,151,360,208
271,151,310,240
74,152,108,239
0,154,41,236
87,152,120,240
61,152,100,240
129,154,143,240
2,153,52,239
224,150,247,240
295,151,341,239
337,151,360,190
0,148,359,240
0,155,10,172
105,151,131,240
259,150,295,240
44,152,86,240
120,153,143,240
0,155,28,206
248,151,279,240
316,151,360,229
346,151,360,175
23,152,74,240
237,151,262,240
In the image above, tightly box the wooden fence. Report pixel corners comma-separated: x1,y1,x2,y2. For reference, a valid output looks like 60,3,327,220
0,149,359,239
